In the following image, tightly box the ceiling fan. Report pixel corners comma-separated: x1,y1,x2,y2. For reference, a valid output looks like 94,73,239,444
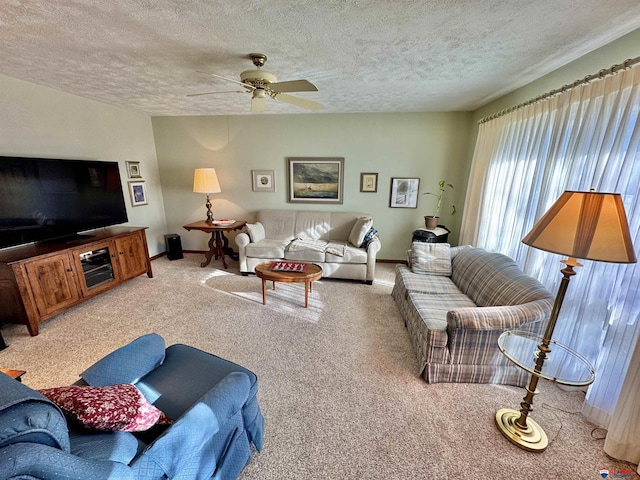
190,53,323,113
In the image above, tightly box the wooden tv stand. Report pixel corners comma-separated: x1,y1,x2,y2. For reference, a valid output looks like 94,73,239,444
0,227,152,336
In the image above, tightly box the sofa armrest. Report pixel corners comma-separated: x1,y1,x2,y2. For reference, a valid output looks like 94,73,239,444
0,443,134,480
366,236,381,255
235,232,251,272
131,372,251,479
447,299,552,330
364,237,381,283
235,232,250,248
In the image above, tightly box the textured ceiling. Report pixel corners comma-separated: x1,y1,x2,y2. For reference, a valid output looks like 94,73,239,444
2,1,640,116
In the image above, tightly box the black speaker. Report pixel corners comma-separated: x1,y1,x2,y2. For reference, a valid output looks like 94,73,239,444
164,234,183,260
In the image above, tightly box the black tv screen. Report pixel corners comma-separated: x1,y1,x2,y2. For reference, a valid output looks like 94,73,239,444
0,156,128,249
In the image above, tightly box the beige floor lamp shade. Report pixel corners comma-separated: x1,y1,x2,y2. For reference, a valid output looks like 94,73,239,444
522,190,636,263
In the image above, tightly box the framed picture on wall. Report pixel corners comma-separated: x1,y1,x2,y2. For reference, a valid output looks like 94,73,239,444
126,161,142,179
360,172,378,192
252,170,276,192
287,157,344,204
389,177,420,208
128,181,148,207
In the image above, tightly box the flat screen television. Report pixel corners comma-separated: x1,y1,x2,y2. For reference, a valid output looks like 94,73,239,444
0,156,129,249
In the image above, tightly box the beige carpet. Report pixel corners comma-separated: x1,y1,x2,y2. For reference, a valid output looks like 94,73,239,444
0,254,635,479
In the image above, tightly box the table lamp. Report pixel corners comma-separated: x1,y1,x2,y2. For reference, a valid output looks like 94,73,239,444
496,190,636,451
193,168,221,224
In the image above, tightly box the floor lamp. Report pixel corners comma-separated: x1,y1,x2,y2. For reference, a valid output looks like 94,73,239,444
496,190,637,451
193,168,221,224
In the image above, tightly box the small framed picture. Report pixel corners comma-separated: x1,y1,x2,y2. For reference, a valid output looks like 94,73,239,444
252,170,276,192
389,177,420,208
128,181,148,207
126,161,142,179
360,172,378,192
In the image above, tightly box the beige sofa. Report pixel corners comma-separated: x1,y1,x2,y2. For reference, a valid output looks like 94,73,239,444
235,209,381,284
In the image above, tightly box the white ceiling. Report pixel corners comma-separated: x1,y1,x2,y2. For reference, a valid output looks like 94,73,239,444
2,1,640,116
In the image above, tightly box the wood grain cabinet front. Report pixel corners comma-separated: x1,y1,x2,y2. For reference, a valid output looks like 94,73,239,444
22,252,80,319
0,227,152,336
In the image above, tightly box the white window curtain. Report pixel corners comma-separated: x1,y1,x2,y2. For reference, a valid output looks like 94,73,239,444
460,65,640,433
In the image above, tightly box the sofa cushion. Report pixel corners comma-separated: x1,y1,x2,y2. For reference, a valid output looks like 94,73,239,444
81,333,165,386
348,216,373,247
245,239,289,258
451,248,552,307
409,293,476,347
246,222,265,243
285,248,326,262
258,210,297,241
396,264,461,295
68,424,141,464
325,242,368,263
38,384,172,432
294,211,333,240
409,243,452,276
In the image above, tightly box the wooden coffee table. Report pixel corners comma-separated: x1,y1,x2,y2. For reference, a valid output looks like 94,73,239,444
255,262,322,308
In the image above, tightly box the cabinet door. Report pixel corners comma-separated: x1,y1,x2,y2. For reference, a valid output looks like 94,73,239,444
24,252,80,318
73,241,119,297
115,232,148,281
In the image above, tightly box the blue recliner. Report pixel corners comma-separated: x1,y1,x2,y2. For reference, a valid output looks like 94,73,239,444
0,334,264,480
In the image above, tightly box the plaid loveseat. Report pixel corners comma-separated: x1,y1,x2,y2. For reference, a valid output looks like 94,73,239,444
391,245,554,386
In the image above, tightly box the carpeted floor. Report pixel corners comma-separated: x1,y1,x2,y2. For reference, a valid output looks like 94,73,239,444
0,254,635,479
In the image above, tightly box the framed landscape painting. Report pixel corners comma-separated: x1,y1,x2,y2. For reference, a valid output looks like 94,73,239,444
287,157,344,204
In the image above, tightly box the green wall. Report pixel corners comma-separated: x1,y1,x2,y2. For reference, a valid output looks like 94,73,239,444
152,112,472,260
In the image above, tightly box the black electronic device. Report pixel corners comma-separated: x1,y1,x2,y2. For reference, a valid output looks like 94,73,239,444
0,156,128,249
412,226,450,244
165,233,183,260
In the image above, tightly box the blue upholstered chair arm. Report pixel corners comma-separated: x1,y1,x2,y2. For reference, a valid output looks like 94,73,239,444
0,442,134,480
131,372,251,479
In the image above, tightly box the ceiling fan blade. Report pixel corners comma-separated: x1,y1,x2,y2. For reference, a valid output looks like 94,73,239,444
251,96,266,113
196,71,254,90
275,93,323,111
269,79,318,93
186,90,245,97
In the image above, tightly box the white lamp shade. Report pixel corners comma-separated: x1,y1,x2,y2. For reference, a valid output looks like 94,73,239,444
522,191,636,263
193,168,221,194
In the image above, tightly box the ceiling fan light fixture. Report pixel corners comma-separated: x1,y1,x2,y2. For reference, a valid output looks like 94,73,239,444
240,69,278,85
193,53,322,112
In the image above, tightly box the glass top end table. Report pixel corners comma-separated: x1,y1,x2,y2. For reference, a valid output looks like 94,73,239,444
495,330,595,452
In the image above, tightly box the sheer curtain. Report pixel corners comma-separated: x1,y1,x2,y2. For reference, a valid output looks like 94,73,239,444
460,65,640,431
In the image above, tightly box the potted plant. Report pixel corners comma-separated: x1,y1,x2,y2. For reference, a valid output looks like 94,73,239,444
422,180,456,229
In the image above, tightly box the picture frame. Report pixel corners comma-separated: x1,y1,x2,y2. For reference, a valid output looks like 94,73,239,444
128,181,148,207
389,177,420,208
360,172,378,193
287,157,344,204
252,169,276,192
125,161,142,179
